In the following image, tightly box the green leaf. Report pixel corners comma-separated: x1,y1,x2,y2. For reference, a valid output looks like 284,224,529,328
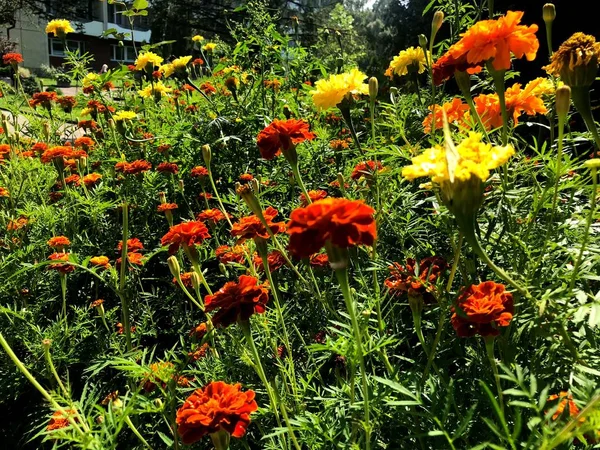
133,0,149,10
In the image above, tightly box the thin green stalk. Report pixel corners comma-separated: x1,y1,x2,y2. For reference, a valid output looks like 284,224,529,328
43,344,69,400
60,273,67,320
125,415,154,449
335,267,371,450
339,104,364,155
488,0,494,17
290,162,312,206
488,66,509,146
119,202,132,352
484,337,504,414
185,248,213,296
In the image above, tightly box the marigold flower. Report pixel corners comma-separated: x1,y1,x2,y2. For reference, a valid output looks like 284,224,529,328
299,189,327,206
158,203,178,213
90,256,110,268
134,51,164,70
191,322,208,339
188,343,210,361
423,98,469,133
287,198,376,258
45,19,74,37
544,32,600,87
29,91,57,109
432,11,539,85
48,252,74,274
156,162,179,174
0,187,9,197
192,35,204,43
173,271,194,288
117,238,144,252
215,245,247,265
47,408,78,431
40,146,86,164
56,96,77,112
176,381,258,444
115,160,152,175
253,250,286,273
161,221,211,254
47,236,71,248
192,58,204,66
82,173,102,187
141,361,176,392
31,142,48,154
90,299,105,309
386,47,429,78
74,136,94,151
239,173,254,182
256,119,315,160
451,281,513,337
350,161,384,180
200,82,216,95
113,110,137,122
116,252,144,268
231,207,286,243
385,257,447,303
547,392,582,421
330,139,350,151
63,174,81,187
205,275,269,327
190,166,209,178
3,52,23,65
202,42,217,52
310,253,330,268
311,68,370,110
7,217,28,231
138,80,172,98
197,208,229,225
78,120,99,131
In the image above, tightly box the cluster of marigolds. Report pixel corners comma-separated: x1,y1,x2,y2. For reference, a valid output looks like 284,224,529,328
2,8,600,447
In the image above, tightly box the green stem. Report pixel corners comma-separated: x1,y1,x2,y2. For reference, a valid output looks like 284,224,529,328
484,337,504,414
43,345,69,399
60,273,67,320
335,266,371,450
339,104,364,155
125,415,154,449
570,86,600,149
487,0,494,17
488,66,509,146
119,202,132,352
290,161,311,205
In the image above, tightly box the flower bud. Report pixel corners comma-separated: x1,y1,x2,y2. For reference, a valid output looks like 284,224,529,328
584,158,600,171
191,271,201,290
158,191,167,204
368,77,378,102
418,34,428,49
218,262,228,276
543,3,556,24
251,178,260,193
336,172,345,190
112,398,123,413
432,11,444,35
201,144,211,166
42,338,52,349
178,179,184,191
167,256,181,278
555,85,571,122
153,398,164,409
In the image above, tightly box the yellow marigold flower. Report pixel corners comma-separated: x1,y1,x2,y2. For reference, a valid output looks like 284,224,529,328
192,35,204,43
172,56,192,70
134,51,164,71
82,72,99,87
160,63,175,78
311,68,369,110
113,111,137,121
525,77,554,97
203,43,217,52
386,46,430,78
46,19,74,37
138,81,172,98
80,107,93,117
222,65,240,74
544,32,600,87
403,132,514,183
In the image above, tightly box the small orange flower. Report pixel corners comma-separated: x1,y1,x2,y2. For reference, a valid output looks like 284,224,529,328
29,91,57,109
156,162,179,174
31,142,48,154
190,166,209,178
239,173,254,182
197,208,230,225
385,257,447,303
205,275,269,327
188,343,210,361
7,217,28,231
256,119,316,160
47,409,78,431
253,250,286,273
423,98,469,133
47,236,71,249
176,381,258,444
41,146,86,164
451,281,513,337
215,244,247,265
158,203,178,212
63,174,80,186
547,392,581,421
329,139,350,151
3,52,23,65
161,221,211,254
115,160,152,175
48,252,74,274
350,161,384,180
299,189,327,206
56,96,77,112
90,256,110,268
117,238,144,252
287,198,376,258
0,187,9,197
83,173,102,187
190,322,208,339
231,207,286,243
200,82,216,95
74,136,94,151
90,299,105,308
309,253,330,268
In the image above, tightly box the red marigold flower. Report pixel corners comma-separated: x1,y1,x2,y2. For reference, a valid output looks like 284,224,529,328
78,120,99,131
385,257,447,303
47,236,71,248
48,252,75,274
115,160,152,175
199,192,213,200
40,146,87,164
90,299,105,309
156,161,179,174
173,271,194,288
253,250,286,273
161,221,211,254
176,381,258,444
29,91,57,108
185,105,199,113
117,238,144,252
82,85,94,94
287,198,376,258
188,343,210,361
231,207,286,243
451,281,514,338
350,160,384,180
197,208,229,225
157,144,171,153
83,173,102,187
547,392,582,421
7,216,28,231
74,136,95,151
31,142,48,154
190,322,208,339
63,174,81,186
116,322,137,334
3,52,23,65
0,187,9,197
158,202,178,212
192,58,204,66
200,82,216,95
90,256,110,268
299,189,327,206
432,11,539,85
205,275,269,327
215,245,247,265
239,173,254,182
256,119,316,160
309,253,330,268
116,252,144,268
191,166,209,178
47,408,78,431
56,95,77,112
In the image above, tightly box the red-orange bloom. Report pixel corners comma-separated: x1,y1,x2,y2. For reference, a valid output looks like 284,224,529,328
40,146,87,164
63,174,81,186
74,136,94,151
47,409,78,431
239,173,254,182
432,11,539,85
451,281,514,337
3,52,23,65
299,189,327,206
57,96,77,112
287,198,377,258
115,160,152,175
200,82,216,94
156,162,179,174
47,236,71,248
350,161,384,180
0,187,9,197
547,392,581,421
310,253,330,268
90,256,110,268
205,275,269,327
215,245,247,265
117,238,144,252
190,166,209,178
83,173,102,187
191,322,208,339
231,207,286,243
423,98,470,133
197,208,229,224
48,252,75,274
176,381,258,445
174,271,194,288
116,252,144,267
253,250,286,273
385,257,447,303
158,202,178,212
29,91,57,108
256,119,315,160
31,142,48,154
161,221,211,254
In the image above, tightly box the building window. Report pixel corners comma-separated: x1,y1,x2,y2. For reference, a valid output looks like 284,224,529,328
111,45,136,62
49,38,84,57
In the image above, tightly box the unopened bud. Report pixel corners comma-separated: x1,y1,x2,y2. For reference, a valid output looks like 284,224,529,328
543,3,556,23
112,398,123,412
201,144,211,166
153,398,164,409
79,156,87,169
368,77,378,102
158,191,166,204
432,11,444,34
167,256,181,278
191,272,201,290
42,338,52,349
336,172,345,189
251,178,260,193
555,85,571,121
584,158,600,171
218,262,228,276
418,34,428,49
178,179,184,191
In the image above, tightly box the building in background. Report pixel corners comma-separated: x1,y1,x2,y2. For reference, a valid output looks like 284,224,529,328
1,2,151,71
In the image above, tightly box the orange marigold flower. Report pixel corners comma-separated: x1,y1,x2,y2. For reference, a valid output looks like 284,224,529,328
90,256,110,268
56,95,77,112
47,236,71,248
385,257,447,303
156,161,179,174
173,271,194,288
115,160,152,175
330,139,350,151
117,237,144,252
239,173,254,182
90,299,105,308
48,252,74,274
196,208,229,224
31,142,48,154
78,120,99,131
199,192,213,200
47,408,78,431
41,146,86,164
256,119,316,160
351,161,384,180
176,381,258,444
253,250,286,273
200,81,216,95
157,143,171,153
190,166,209,178
547,392,582,421
190,322,208,339
158,202,178,212
310,253,330,268
287,198,377,258
188,343,210,361
423,98,470,133
29,91,57,108
161,221,211,254
432,11,539,85
299,189,327,206
205,275,269,327
3,52,23,65
7,216,28,231
63,174,81,186
0,187,9,197
451,281,514,337
74,136,94,151
215,245,247,265
83,173,102,187
116,322,136,334
231,207,286,243
116,252,144,268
